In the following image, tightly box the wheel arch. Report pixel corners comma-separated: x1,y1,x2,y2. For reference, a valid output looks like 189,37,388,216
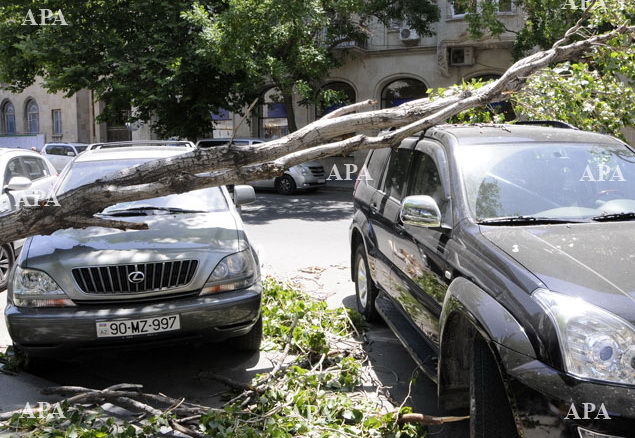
438,276,536,413
350,226,365,282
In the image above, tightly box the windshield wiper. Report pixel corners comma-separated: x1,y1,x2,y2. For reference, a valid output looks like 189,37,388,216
478,215,581,225
101,206,207,216
591,212,635,222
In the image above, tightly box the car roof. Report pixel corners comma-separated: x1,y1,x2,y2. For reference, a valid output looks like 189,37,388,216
196,138,265,144
74,146,192,163
425,124,624,146
0,148,42,157
86,140,195,151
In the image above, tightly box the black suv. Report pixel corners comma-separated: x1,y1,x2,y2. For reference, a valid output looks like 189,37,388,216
350,123,635,438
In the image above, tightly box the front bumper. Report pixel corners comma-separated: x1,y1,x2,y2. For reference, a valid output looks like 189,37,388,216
501,345,635,438
292,172,326,190
5,284,261,355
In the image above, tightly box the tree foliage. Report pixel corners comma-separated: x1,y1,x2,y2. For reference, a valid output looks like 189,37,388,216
455,0,635,138
0,0,252,139
187,0,439,132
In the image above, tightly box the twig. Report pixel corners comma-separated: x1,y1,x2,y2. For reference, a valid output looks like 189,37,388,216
198,371,259,392
320,99,377,120
397,413,470,426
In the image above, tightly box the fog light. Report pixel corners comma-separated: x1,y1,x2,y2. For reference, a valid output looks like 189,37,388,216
578,427,626,438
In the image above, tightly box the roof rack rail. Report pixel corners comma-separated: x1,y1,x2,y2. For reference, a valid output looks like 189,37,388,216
515,120,579,130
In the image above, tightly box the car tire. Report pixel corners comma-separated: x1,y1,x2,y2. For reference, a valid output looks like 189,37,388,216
232,316,263,352
0,244,14,291
275,175,296,195
353,245,380,322
469,335,518,438
438,335,518,438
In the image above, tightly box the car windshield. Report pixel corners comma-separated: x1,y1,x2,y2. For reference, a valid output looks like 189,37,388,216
57,159,228,213
455,142,635,222
74,145,88,153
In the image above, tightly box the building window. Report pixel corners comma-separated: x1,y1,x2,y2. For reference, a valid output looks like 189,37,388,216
316,82,356,119
381,79,428,109
1,101,16,134
25,99,39,134
258,87,288,140
451,0,513,17
467,74,516,120
211,108,233,138
52,109,62,135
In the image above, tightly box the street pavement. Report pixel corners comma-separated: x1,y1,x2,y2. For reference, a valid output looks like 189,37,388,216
0,182,439,421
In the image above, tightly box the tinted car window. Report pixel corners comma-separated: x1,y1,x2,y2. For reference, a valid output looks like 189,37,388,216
4,158,27,185
46,145,63,155
74,145,88,153
382,149,413,200
364,149,390,189
20,156,49,180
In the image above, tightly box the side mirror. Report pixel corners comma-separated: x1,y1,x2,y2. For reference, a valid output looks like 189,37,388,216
4,176,32,192
67,151,76,156
400,195,441,228
233,185,256,206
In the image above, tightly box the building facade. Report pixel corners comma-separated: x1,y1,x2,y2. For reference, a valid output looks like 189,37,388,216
1,1,526,151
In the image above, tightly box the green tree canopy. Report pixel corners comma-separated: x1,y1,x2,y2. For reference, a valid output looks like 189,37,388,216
187,0,439,132
0,0,254,139
454,0,635,138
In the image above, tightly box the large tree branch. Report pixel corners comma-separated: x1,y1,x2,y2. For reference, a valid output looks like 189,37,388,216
0,24,633,244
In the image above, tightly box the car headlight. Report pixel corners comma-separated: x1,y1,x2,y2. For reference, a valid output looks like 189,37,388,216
200,250,257,296
533,289,635,385
290,166,307,176
11,266,76,308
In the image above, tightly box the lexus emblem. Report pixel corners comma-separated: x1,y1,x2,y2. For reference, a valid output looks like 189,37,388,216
128,271,145,284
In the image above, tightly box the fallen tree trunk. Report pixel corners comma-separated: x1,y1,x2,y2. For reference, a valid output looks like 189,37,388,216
1,22,633,245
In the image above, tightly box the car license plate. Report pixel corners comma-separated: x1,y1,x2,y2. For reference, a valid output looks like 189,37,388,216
96,315,180,338
318,179,326,183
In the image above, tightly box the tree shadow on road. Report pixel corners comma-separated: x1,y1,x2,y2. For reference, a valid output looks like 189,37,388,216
29,340,271,408
240,189,353,225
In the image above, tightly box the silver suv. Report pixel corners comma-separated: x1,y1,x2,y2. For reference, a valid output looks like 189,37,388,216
5,145,262,360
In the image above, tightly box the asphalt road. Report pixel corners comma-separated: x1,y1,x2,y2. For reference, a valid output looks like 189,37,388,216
0,187,439,416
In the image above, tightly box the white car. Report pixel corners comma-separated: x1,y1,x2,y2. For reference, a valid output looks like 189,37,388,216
196,138,327,195
0,148,57,290
41,142,89,172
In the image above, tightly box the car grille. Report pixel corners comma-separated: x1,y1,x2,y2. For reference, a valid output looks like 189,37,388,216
72,260,199,294
308,166,325,177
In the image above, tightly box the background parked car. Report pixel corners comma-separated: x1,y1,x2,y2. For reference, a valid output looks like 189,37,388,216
351,122,635,438
0,148,57,290
196,138,327,195
5,144,262,364
41,142,89,172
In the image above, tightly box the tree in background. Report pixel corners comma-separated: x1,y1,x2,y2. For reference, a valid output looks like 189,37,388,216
187,0,440,133
454,0,635,138
0,0,253,140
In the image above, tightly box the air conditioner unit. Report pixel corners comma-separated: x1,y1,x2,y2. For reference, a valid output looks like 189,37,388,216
450,47,475,66
399,27,420,42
